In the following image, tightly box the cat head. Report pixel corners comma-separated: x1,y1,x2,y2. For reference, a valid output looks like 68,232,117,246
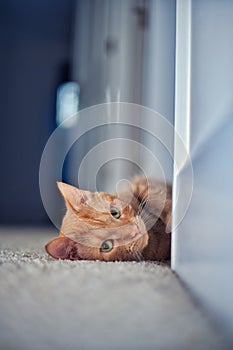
45,182,148,261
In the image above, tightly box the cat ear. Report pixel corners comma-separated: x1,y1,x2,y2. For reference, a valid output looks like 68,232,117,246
45,236,80,260
57,182,92,209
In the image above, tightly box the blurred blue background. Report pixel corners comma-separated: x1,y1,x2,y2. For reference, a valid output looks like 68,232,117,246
0,0,175,225
0,0,75,224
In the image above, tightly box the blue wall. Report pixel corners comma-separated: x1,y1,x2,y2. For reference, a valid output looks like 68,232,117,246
0,0,75,223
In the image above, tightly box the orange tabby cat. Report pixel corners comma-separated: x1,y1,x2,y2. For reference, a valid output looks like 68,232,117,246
45,176,172,261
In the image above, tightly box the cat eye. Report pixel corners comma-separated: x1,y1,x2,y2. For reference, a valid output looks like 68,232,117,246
100,239,114,253
110,207,121,219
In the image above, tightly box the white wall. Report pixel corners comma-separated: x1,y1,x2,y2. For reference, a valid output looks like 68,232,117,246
173,0,233,334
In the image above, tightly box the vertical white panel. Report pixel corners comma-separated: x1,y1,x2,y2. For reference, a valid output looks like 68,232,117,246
173,0,192,152
172,0,192,269
173,0,233,335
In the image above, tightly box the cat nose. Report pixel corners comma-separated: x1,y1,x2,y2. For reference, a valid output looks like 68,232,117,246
130,227,140,239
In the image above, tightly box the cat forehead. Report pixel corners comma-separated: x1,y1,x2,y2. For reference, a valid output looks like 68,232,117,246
90,192,120,204
86,193,126,212
85,192,115,208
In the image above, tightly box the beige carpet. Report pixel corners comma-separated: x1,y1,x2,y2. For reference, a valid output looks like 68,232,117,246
0,226,232,350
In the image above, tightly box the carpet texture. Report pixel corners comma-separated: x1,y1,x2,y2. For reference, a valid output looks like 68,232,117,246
0,227,232,350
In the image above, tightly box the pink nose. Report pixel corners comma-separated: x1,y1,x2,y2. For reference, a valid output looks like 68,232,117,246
130,228,140,239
